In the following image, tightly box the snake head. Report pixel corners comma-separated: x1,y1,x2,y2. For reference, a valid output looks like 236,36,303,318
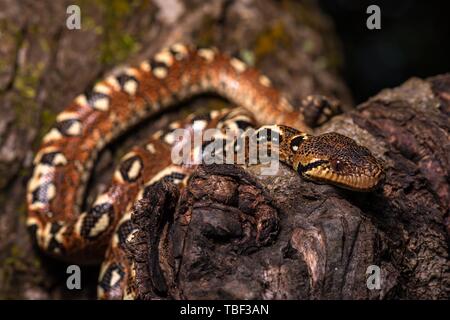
293,132,384,192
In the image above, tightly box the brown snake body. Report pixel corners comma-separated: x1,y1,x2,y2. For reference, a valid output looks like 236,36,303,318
26,44,384,299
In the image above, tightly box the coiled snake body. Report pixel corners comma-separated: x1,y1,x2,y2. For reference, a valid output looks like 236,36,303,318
26,44,384,299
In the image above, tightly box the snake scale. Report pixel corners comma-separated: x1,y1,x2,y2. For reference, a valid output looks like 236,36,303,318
26,43,384,299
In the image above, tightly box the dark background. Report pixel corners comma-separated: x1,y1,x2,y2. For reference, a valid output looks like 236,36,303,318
318,0,450,103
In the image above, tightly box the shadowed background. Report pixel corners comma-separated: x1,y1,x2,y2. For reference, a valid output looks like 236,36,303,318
319,0,450,102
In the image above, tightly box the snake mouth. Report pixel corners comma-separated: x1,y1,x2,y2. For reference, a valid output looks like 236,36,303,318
298,159,384,192
293,132,385,192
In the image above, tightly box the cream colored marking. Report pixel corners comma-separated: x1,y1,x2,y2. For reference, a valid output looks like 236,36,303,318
94,83,112,95
123,80,138,96
53,153,68,166
125,68,140,77
198,48,215,62
140,61,151,72
259,75,272,87
130,261,137,281
97,287,105,299
26,216,40,227
171,43,189,57
29,201,45,211
113,170,125,184
54,225,66,244
89,213,110,238
127,159,142,180
169,121,181,129
155,50,174,67
112,212,132,246
323,106,333,116
230,58,247,73
171,43,188,59
192,120,207,132
146,143,156,154
110,269,122,287
45,183,56,201
153,67,168,79
135,189,145,203
42,223,53,249
232,115,253,124
126,229,138,244
65,120,82,136
152,130,164,139
98,262,109,281
122,151,138,161
123,289,136,300
164,133,175,145
145,166,183,186
123,261,136,300
56,112,79,122
34,146,58,164
125,202,133,214
35,222,45,246
105,76,121,90
75,94,88,107
31,165,52,181
93,97,110,111
94,193,112,206
75,212,87,236
43,128,63,143
210,110,220,118
29,165,50,189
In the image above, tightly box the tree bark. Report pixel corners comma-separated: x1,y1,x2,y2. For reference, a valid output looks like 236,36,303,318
131,75,450,300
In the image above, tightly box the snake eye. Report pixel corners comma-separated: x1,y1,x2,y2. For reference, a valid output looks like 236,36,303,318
330,159,344,172
290,135,304,152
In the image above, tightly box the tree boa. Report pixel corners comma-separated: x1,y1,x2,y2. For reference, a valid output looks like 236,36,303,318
26,44,384,299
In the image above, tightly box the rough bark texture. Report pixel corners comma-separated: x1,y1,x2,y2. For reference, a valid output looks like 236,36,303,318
0,0,448,300
131,75,450,300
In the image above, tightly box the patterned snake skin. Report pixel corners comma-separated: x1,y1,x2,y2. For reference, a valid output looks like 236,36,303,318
26,44,384,299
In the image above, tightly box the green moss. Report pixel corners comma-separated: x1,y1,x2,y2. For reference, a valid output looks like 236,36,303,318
196,15,217,48
12,60,45,130
280,0,333,33
100,32,140,65
82,15,101,33
14,76,37,99
38,38,51,53
2,245,27,272
253,21,292,63
240,49,255,66
302,39,316,54
88,0,141,66
16,198,28,218
40,109,57,134
0,244,31,298
0,23,18,81
280,0,343,70
205,99,231,111
10,45,56,147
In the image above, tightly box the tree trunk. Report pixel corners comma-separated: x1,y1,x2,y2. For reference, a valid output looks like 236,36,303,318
131,75,450,300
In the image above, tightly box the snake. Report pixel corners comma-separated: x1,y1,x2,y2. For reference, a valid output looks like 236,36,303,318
26,43,384,299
